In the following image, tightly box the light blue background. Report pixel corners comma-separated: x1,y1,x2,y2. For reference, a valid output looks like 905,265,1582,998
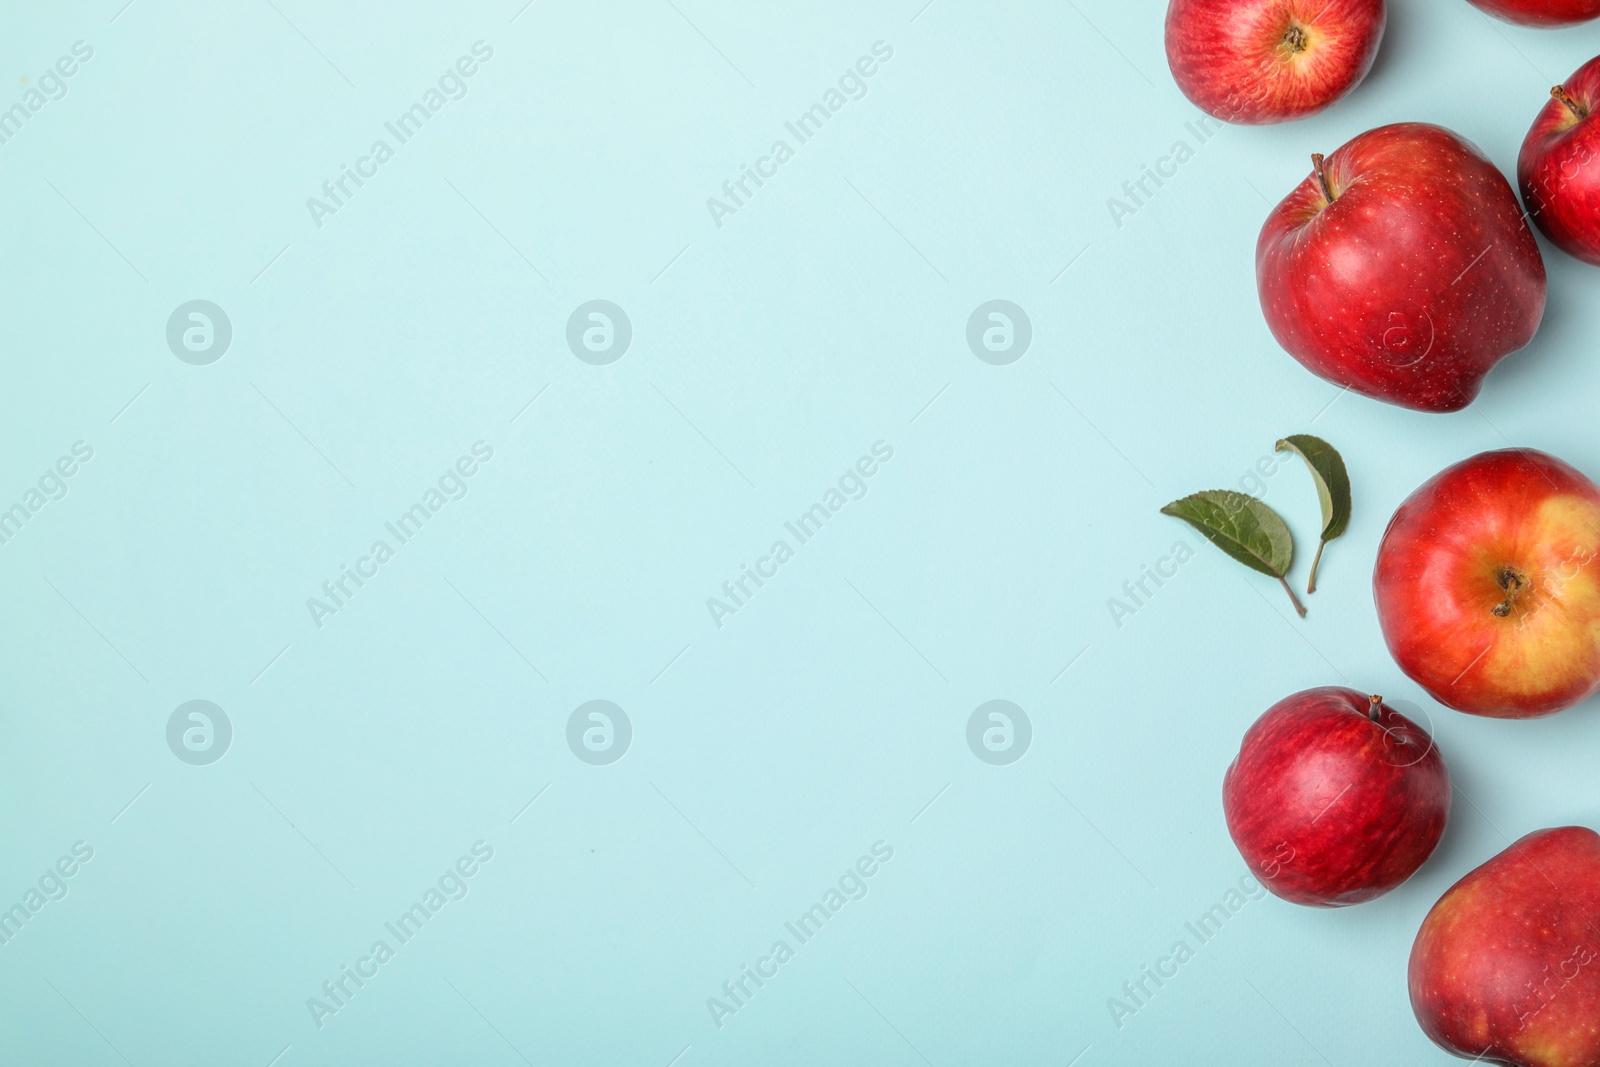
3,1,1600,1063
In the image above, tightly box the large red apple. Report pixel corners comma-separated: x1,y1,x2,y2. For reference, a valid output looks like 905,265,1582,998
1462,0,1600,25
1520,55,1600,266
1257,123,1547,412
1165,0,1386,124
1374,449,1600,718
1222,686,1450,907
1411,827,1600,1066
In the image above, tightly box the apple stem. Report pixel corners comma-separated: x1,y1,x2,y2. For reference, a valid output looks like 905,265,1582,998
1306,540,1325,595
1367,694,1383,722
1553,85,1589,120
1279,576,1307,618
1311,153,1335,204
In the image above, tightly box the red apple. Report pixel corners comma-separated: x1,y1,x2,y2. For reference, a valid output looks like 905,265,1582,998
1222,686,1450,907
1463,0,1600,25
1165,0,1386,124
1520,56,1600,266
1257,123,1547,412
1374,449,1600,718
1411,827,1600,1066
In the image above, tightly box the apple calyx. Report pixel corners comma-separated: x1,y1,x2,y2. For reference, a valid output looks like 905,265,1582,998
1367,694,1383,721
1282,23,1310,55
1310,153,1337,205
1491,567,1529,618
1552,84,1590,121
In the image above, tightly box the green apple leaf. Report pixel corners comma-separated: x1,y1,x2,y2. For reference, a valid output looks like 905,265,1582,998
1160,491,1305,617
1275,434,1350,594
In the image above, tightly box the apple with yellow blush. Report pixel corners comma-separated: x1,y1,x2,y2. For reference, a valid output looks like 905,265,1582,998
1374,449,1600,718
1411,827,1600,1065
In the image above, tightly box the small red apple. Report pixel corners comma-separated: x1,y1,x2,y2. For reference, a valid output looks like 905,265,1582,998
1462,0,1600,25
1411,826,1600,1066
1520,56,1600,266
1258,123,1547,412
1222,686,1450,907
1165,0,1386,124
1374,449,1600,718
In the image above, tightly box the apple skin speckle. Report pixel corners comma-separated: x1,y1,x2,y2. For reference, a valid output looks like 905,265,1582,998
1223,687,1451,907
1412,827,1600,1066
1257,123,1547,413
1165,0,1387,124
1520,55,1600,267
1373,448,1600,718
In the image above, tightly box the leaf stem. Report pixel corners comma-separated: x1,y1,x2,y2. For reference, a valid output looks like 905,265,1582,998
1279,576,1307,618
1307,540,1326,595
1280,575,1305,617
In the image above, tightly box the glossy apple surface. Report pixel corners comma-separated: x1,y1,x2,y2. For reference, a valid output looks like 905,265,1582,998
1165,0,1386,123
1223,686,1450,907
1374,449,1600,718
1411,827,1600,1066
1257,123,1546,412
1463,0,1600,25
1520,55,1600,266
